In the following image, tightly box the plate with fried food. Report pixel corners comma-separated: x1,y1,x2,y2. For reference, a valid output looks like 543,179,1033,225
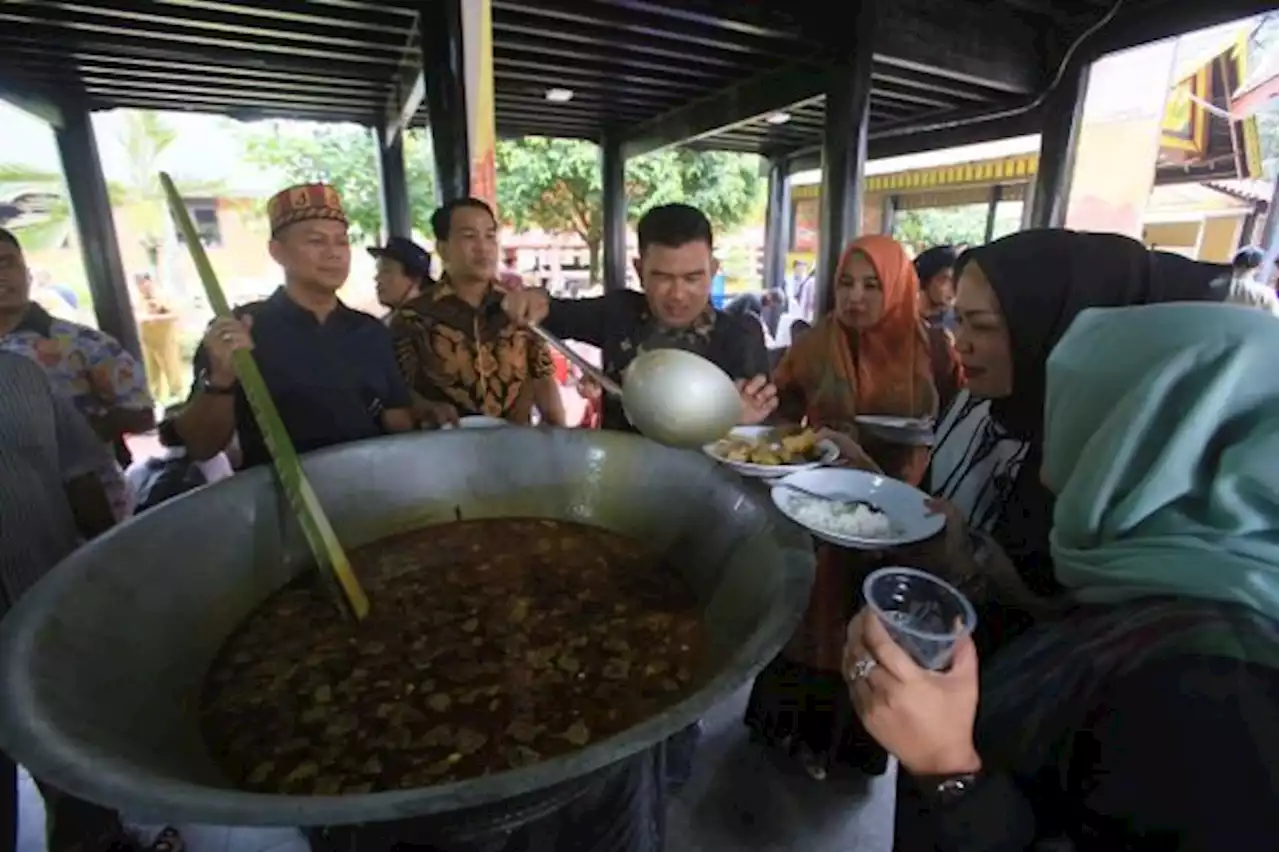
703,425,840,478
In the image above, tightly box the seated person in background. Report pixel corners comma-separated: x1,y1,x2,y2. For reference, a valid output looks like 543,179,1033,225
500,203,777,431
726,287,788,340
370,236,433,319
575,372,603,429
851,302,1278,852
177,183,415,468
915,244,960,332
391,199,565,427
127,408,234,514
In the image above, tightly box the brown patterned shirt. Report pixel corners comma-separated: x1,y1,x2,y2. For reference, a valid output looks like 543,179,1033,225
389,276,553,421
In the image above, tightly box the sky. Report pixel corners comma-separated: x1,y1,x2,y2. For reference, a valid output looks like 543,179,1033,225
2,103,283,194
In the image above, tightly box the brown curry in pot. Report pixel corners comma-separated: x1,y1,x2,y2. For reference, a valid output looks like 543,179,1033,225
200,518,706,795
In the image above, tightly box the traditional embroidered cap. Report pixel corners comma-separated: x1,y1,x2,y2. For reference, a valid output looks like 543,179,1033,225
266,183,348,237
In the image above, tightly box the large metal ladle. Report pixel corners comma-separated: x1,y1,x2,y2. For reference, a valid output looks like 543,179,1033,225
527,324,742,447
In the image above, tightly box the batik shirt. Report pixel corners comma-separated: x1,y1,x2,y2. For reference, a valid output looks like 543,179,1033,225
0,304,152,519
389,277,554,421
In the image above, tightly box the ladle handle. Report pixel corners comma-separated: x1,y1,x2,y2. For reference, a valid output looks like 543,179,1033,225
528,323,624,398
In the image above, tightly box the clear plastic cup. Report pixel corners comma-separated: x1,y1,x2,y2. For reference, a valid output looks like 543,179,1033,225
862,567,977,671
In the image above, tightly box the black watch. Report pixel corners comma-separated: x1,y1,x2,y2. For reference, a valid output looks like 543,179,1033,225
199,370,237,396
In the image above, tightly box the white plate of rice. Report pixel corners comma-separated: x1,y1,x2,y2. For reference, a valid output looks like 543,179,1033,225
769,468,944,550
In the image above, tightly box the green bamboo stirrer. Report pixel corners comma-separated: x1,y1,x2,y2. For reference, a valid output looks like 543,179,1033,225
160,173,370,621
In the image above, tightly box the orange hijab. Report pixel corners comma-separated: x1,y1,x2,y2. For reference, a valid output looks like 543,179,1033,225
774,235,935,424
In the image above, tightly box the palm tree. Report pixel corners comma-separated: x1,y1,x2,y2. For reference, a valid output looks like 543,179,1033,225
1,110,225,284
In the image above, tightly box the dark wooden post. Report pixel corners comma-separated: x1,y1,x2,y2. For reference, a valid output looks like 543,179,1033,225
601,134,628,292
55,104,139,359
1026,63,1089,229
374,126,412,239
762,156,790,291
815,1,877,314
420,0,469,204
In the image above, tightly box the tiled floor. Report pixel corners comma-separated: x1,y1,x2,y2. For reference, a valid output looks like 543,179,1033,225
18,687,894,852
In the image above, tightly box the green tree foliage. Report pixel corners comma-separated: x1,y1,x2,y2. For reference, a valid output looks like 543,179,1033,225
239,124,436,241
495,137,762,282
239,127,762,282
892,202,1022,253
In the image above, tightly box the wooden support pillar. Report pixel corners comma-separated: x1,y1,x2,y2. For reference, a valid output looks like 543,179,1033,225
601,134,628,292
374,126,412,240
54,105,139,360
762,157,790,291
1027,63,1089,229
983,184,1004,243
420,0,469,205
816,1,877,314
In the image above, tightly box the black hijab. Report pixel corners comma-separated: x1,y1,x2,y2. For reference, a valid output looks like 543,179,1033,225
956,229,1229,440
935,231,1228,646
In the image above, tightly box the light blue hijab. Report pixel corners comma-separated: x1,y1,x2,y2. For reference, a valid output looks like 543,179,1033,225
1043,303,1279,618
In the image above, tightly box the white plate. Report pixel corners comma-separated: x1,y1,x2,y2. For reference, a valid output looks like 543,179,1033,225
770,467,944,550
449,415,510,429
703,426,839,479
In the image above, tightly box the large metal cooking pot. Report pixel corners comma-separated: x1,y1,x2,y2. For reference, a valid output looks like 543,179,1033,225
0,429,813,829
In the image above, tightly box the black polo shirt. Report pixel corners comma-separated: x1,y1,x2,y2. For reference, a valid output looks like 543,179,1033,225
190,288,411,469
542,289,768,432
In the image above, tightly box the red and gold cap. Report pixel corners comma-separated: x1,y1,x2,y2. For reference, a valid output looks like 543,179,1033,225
266,183,348,237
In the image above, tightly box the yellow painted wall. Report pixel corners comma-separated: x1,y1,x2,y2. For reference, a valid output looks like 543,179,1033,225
1199,216,1243,263
1143,221,1200,249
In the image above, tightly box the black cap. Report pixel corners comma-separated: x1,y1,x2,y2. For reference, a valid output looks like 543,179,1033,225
368,236,432,278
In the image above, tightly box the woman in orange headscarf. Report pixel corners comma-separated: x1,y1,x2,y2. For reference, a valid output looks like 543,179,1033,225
774,234,949,480
744,234,962,780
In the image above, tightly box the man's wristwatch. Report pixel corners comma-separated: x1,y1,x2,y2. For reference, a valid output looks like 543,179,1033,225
199,370,237,396
916,770,983,806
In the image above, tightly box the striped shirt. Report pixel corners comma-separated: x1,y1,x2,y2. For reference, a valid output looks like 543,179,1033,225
0,352,110,615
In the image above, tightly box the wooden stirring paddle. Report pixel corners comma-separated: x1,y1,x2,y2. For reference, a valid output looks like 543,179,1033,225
160,173,369,621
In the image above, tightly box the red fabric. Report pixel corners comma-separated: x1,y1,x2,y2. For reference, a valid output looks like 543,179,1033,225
551,349,569,385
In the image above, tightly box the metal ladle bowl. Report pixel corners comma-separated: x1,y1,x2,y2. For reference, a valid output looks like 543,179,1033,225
527,326,742,447
621,349,743,447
